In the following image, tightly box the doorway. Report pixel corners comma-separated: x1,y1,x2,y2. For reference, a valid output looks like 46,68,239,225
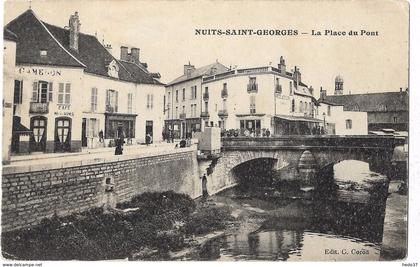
81,118,87,147
145,120,153,142
55,117,72,152
30,116,47,152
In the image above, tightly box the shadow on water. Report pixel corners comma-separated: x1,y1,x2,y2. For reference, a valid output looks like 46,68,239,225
199,159,389,261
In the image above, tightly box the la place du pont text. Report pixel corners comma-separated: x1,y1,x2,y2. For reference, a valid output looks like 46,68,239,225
312,29,379,36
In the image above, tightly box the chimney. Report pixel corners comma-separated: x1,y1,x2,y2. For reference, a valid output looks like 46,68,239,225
120,46,129,61
320,86,327,100
131,47,140,64
400,87,403,93
278,56,286,73
309,85,313,95
293,66,301,85
69,12,81,52
104,44,112,54
184,62,195,77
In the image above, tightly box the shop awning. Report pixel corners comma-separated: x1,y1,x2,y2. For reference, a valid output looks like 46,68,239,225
274,115,323,123
12,117,32,135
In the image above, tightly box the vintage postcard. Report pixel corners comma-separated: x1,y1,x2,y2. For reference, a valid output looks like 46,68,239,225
1,0,411,263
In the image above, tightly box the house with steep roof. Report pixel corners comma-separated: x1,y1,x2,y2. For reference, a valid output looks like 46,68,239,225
5,9,165,154
319,79,408,131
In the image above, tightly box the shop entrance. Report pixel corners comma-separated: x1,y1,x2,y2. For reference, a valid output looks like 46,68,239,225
81,118,87,147
145,120,153,141
30,116,47,152
55,117,72,152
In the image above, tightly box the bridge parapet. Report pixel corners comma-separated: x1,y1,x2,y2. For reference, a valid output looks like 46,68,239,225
221,135,405,151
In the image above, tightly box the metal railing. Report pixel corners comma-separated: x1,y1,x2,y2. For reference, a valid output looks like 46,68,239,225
29,102,49,114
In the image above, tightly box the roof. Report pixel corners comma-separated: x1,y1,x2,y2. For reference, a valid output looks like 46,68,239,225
5,9,161,85
320,91,408,112
3,28,18,41
166,62,229,86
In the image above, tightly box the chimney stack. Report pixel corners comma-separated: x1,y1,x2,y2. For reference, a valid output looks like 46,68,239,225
184,62,195,77
320,86,327,100
69,12,81,52
104,44,112,54
278,56,286,73
120,46,129,61
130,48,140,64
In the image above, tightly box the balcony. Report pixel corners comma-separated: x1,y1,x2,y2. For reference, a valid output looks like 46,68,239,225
29,102,49,114
179,112,186,120
106,105,117,113
203,91,209,101
200,111,210,119
218,109,228,118
247,83,258,93
221,88,228,98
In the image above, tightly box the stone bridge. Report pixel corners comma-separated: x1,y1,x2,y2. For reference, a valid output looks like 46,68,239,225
204,136,405,193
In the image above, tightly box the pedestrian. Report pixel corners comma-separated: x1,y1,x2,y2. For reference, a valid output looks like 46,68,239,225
179,139,186,148
201,174,208,199
162,131,166,142
171,130,175,143
99,130,104,143
145,133,151,146
114,138,123,155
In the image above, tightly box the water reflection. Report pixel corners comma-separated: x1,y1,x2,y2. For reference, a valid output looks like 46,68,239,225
200,160,388,261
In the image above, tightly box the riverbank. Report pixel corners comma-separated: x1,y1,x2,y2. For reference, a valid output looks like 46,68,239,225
380,180,408,260
1,191,233,260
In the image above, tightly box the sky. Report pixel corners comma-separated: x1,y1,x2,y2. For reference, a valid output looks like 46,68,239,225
3,0,409,98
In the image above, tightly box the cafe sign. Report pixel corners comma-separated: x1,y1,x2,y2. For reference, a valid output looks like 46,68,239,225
18,67,62,77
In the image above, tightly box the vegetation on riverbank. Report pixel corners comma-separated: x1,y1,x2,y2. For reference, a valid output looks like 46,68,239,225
1,191,234,260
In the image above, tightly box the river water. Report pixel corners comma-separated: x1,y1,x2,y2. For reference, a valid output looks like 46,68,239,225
198,160,389,261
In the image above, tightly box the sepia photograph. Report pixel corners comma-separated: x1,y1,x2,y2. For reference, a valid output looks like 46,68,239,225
0,0,414,263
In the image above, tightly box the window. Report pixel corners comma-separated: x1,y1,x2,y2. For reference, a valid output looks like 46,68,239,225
249,77,256,85
305,102,308,114
182,105,185,114
327,105,331,116
223,98,227,111
91,88,98,112
14,80,23,104
182,88,185,101
275,78,282,94
146,94,153,109
40,50,47,57
190,104,194,116
191,86,197,99
176,90,179,102
289,81,293,95
32,81,53,103
393,116,398,123
346,119,352,129
299,101,303,113
58,83,71,104
127,93,133,113
250,95,256,114
88,118,99,137
291,99,295,112
175,107,178,118
204,102,209,112
106,90,118,112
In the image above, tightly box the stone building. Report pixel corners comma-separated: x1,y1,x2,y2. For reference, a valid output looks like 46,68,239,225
164,61,229,139
320,76,408,131
5,9,164,154
201,57,323,136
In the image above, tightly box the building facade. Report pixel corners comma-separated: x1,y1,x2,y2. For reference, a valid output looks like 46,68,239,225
164,62,229,139
201,57,322,136
320,77,408,132
2,29,18,163
5,9,164,154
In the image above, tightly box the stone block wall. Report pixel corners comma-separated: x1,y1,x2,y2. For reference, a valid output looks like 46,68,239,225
2,147,200,232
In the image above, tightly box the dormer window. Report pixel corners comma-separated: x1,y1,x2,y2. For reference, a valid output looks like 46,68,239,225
40,50,47,57
107,60,119,78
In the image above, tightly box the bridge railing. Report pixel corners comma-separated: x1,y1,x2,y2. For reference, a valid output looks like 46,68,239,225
221,135,406,151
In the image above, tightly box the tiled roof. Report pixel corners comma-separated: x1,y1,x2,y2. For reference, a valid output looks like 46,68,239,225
119,60,164,85
321,91,408,112
166,62,229,86
5,9,160,85
3,28,18,41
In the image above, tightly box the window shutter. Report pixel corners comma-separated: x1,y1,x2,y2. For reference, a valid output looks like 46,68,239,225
115,91,118,112
48,82,53,102
151,94,154,109
32,81,38,102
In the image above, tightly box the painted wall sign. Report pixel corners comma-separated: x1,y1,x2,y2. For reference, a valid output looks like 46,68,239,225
57,104,71,110
18,67,62,77
54,111,74,117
